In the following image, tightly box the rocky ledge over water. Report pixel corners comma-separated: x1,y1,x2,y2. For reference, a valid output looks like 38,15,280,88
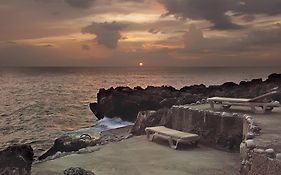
90,73,281,122
0,144,34,175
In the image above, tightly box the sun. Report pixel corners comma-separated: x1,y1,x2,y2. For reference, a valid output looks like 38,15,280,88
139,62,144,67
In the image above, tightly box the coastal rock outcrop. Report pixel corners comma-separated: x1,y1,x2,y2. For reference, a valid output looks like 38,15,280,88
90,74,281,122
39,135,98,160
0,144,34,175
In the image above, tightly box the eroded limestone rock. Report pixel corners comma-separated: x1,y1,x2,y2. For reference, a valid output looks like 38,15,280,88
90,73,281,122
0,144,33,175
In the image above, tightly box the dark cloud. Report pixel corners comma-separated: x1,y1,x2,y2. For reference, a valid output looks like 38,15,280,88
159,0,241,30
159,0,281,30
181,25,281,53
243,26,281,46
237,0,281,16
81,21,127,48
242,15,256,22
64,0,95,9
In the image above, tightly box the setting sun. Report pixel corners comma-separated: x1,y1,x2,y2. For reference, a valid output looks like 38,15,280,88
139,62,144,67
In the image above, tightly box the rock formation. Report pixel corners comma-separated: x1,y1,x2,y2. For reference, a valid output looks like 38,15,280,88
39,135,98,161
0,144,34,175
90,73,281,122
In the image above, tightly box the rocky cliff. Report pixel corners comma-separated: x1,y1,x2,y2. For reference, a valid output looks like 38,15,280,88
90,73,281,121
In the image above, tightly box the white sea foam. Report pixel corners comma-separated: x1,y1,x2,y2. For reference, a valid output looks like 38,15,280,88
66,117,133,138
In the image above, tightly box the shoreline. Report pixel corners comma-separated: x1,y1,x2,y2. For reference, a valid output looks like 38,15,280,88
1,73,281,175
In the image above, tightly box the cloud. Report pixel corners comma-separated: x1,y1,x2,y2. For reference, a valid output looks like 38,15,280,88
82,21,127,48
159,0,241,30
183,25,204,50
242,26,281,46
81,44,91,50
42,44,55,47
236,0,281,16
64,0,95,9
181,25,281,53
159,0,281,30
148,28,160,34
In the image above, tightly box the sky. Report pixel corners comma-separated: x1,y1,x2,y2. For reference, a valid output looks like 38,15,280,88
0,0,281,67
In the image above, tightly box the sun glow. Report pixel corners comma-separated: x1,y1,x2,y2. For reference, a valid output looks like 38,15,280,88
139,62,144,67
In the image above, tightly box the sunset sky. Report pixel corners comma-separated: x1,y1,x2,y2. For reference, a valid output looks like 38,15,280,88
0,0,281,66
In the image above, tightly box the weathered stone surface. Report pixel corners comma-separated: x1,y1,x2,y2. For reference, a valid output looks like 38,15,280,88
90,74,281,122
131,107,243,151
246,153,281,175
130,109,169,136
245,140,256,149
0,144,33,175
64,167,95,175
39,135,98,160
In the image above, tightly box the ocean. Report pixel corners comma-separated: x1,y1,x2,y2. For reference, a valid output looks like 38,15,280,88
0,67,281,155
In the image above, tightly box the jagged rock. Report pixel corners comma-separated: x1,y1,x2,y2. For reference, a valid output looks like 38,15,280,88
0,144,33,175
39,135,98,160
89,103,103,120
90,73,281,122
266,73,281,82
63,167,95,175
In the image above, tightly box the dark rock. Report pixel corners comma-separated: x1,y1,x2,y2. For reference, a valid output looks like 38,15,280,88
251,78,263,84
0,144,33,175
177,93,202,104
39,135,98,160
64,167,95,175
90,73,281,122
221,82,238,88
267,73,281,82
89,103,103,120
180,84,207,94
159,98,177,108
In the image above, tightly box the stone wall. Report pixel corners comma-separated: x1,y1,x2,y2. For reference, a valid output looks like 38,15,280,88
132,105,281,174
240,115,281,175
166,106,243,150
132,105,244,151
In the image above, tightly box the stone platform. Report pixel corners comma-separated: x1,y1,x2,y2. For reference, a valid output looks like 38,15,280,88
32,136,239,175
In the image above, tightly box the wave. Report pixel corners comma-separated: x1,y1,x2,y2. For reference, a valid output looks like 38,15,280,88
65,117,134,138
